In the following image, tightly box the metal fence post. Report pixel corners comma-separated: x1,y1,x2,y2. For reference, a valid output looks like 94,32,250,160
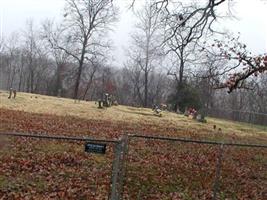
110,135,129,200
118,135,129,198
110,141,122,200
212,144,224,200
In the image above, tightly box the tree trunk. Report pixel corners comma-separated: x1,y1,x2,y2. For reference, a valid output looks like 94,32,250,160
179,59,184,86
144,71,148,107
10,69,16,89
54,63,63,97
144,35,150,108
30,69,34,93
6,62,11,90
73,39,87,100
73,63,83,100
18,69,24,92
82,79,92,100
26,75,30,93
82,69,96,100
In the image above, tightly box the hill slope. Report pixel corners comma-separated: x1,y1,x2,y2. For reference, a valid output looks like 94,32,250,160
1,90,267,199
0,90,266,138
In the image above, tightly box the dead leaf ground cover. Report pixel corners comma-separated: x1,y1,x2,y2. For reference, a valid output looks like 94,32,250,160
1,90,267,138
0,91,267,199
0,109,266,199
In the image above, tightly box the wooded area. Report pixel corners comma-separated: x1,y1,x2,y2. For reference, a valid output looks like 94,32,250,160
0,0,266,124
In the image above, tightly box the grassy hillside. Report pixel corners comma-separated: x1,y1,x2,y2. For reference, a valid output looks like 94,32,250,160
0,90,266,138
0,90,267,199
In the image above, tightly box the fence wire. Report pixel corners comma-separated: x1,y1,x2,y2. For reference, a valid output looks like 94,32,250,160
0,133,118,200
1,133,267,200
123,134,267,200
208,108,267,127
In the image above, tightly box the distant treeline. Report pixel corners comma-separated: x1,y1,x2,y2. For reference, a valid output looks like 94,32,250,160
0,0,267,126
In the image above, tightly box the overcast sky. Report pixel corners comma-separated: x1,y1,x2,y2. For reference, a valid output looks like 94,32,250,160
0,0,266,67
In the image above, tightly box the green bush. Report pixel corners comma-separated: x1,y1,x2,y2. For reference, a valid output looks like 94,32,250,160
168,83,202,113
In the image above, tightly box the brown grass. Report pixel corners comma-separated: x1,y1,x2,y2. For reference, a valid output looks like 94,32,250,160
0,91,267,199
0,90,266,138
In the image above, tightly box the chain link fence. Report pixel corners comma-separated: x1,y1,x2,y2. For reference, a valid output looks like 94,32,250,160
207,108,267,126
122,135,267,200
1,133,267,200
0,132,123,200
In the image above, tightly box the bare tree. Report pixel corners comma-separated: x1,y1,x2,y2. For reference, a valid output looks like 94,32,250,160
198,34,267,93
126,1,164,107
3,33,21,90
129,0,232,41
160,0,233,82
81,57,100,100
42,20,69,96
43,0,118,100
150,0,267,93
22,20,42,93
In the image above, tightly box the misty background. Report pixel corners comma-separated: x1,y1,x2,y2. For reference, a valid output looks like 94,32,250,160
0,0,267,126
1,0,266,66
